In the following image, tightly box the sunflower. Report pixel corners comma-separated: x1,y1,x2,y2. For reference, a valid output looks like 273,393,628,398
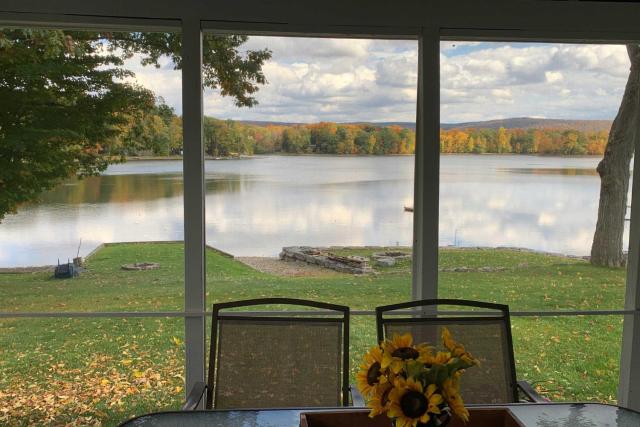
382,333,432,374
425,383,444,415
442,376,469,422
356,345,386,397
441,327,479,366
367,382,393,418
387,377,434,427
420,350,452,366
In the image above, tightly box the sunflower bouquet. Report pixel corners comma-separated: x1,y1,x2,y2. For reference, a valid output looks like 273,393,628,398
356,329,479,427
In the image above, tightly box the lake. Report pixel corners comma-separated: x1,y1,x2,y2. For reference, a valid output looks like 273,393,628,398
0,154,627,267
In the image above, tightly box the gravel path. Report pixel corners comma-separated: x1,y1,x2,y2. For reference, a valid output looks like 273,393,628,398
236,257,343,277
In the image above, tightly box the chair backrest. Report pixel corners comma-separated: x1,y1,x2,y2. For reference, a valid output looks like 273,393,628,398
376,299,518,404
207,298,350,409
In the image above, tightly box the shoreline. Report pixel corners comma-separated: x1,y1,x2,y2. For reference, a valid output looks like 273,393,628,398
0,243,596,273
122,152,604,161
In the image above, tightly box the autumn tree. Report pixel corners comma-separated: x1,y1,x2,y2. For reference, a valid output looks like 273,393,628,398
0,29,271,221
497,127,511,153
590,44,640,267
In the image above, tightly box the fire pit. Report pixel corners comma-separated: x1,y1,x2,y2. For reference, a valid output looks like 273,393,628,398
121,262,160,271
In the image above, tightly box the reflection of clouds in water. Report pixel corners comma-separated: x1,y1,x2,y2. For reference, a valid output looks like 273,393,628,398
0,155,629,266
487,197,508,210
438,169,613,255
1,197,184,266
438,155,610,256
205,177,407,255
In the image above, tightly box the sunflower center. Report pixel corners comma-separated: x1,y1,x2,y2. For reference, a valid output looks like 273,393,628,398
400,390,428,418
366,362,382,385
392,347,420,360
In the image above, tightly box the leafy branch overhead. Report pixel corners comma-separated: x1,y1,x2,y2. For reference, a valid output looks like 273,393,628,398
109,32,272,107
0,29,271,221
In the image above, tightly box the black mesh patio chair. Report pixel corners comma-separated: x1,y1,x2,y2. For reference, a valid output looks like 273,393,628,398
375,299,544,404
183,298,353,410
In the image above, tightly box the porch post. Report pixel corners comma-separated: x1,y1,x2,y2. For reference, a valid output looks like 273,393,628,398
412,28,440,301
182,17,206,402
619,141,640,410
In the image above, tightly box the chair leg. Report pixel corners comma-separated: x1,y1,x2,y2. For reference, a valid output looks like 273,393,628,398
182,382,207,410
517,380,547,403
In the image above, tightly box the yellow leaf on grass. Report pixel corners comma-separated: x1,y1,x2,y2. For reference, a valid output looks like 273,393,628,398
172,337,182,346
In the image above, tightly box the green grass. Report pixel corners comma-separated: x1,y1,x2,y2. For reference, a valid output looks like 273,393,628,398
0,243,627,425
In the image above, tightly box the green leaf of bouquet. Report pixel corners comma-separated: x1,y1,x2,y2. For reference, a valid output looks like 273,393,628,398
405,360,425,379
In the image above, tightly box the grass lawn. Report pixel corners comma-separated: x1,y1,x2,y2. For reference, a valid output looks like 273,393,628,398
0,242,627,425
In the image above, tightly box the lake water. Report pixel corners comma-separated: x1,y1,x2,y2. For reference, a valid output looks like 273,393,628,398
0,155,628,267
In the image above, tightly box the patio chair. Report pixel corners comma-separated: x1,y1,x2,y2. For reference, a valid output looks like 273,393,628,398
375,299,545,404
183,298,353,409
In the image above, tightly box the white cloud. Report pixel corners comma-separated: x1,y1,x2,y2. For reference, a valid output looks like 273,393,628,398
120,38,631,124
439,43,630,122
491,88,513,99
545,71,564,83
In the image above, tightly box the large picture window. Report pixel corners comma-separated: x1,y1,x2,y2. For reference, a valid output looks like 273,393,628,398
0,25,187,424
201,33,418,380
2,7,640,423
438,40,634,402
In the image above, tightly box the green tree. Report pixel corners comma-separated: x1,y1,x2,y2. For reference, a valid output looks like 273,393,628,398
354,129,376,154
282,127,311,153
0,29,271,221
472,136,487,154
0,29,154,220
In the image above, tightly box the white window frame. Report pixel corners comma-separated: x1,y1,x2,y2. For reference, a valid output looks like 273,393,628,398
0,7,639,411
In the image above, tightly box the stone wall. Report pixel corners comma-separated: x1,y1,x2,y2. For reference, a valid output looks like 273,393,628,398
279,246,373,274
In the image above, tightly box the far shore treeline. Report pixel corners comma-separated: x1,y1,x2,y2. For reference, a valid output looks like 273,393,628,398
130,101,609,158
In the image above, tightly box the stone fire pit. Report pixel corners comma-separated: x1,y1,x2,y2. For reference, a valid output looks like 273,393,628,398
121,262,160,271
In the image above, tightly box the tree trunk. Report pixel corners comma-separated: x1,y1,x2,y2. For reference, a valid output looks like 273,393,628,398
590,45,640,267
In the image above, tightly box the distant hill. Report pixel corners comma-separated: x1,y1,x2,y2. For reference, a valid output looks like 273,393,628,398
239,117,612,132
441,117,612,132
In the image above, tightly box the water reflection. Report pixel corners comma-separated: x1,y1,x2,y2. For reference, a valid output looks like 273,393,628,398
39,174,184,204
499,167,599,176
0,155,627,267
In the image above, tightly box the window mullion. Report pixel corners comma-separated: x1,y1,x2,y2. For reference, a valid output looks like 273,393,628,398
182,16,206,404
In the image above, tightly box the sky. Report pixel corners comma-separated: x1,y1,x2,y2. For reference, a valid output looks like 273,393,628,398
123,37,632,124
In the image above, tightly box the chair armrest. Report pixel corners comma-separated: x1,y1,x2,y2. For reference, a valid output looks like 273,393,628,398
350,384,366,407
517,380,547,403
182,381,207,410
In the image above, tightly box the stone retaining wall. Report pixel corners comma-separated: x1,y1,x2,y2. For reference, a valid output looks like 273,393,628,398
279,246,374,274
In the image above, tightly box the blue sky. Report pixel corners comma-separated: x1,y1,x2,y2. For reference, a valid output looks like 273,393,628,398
124,38,631,123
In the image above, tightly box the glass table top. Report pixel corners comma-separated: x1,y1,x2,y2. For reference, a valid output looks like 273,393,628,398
120,403,640,427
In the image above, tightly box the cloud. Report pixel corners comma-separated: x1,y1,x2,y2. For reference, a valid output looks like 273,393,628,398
243,36,372,62
545,71,564,83
121,38,631,124
201,37,418,122
122,54,182,112
440,43,630,122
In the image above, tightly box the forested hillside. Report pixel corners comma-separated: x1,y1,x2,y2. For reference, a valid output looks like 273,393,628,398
125,102,609,156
